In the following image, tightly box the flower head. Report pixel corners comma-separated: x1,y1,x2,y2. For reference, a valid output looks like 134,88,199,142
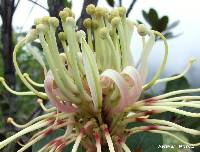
0,4,200,152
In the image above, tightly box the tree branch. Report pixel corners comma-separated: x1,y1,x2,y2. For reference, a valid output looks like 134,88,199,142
119,0,122,6
27,0,48,11
14,0,20,12
126,0,137,17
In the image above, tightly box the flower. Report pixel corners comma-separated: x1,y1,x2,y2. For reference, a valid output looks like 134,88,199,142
0,4,200,152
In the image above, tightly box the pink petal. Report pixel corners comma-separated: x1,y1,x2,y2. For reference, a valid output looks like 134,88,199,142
44,71,78,113
122,66,142,104
101,69,131,113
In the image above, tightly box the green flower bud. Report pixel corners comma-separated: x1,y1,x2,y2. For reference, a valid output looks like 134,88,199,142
36,24,48,33
59,10,68,21
83,18,92,28
58,32,67,41
49,17,59,28
110,9,119,19
66,17,76,28
86,4,96,15
41,16,50,25
25,29,38,43
95,7,104,18
111,17,121,27
64,7,74,17
100,27,109,39
102,8,109,18
118,7,126,17
34,18,42,25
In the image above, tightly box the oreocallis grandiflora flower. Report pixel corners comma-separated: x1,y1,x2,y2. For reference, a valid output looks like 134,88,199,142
0,4,200,152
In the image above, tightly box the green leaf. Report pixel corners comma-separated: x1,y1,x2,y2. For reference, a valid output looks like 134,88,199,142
142,10,150,24
164,32,182,39
148,8,159,29
0,110,3,129
64,0,72,8
32,129,65,152
162,76,200,152
106,0,115,7
161,132,189,152
126,122,163,152
187,126,200,152
136,20,143,24
0,52,4,77
163,32,174,39
179,112,200,129
32,129,84,152
165,76,190,93
158,16,169,32
141,8,180,40
149,111,174,122
166,20,180,30
142,8,159,30
126,132,163,152
175,108,200,152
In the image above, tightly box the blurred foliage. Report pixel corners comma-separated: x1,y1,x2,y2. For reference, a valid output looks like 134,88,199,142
0,27,4,77
0,53,4,81
162,132,190,152
106,0,115,7
126,132,163,152
139,8,180,39
32,129,84,152
47,0,72,10
63,0,72,8
105,1,179,40
165,76,190,93
126,122,163,152
125,76,200,152
149,76,200,152
0,33,44,151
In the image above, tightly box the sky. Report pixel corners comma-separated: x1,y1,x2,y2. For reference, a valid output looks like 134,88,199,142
2,0,200,88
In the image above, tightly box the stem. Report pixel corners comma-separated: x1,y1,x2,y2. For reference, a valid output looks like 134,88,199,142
13,38,47,99
143,30,168,90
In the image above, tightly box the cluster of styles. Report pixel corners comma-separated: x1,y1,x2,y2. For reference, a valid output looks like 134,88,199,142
0,4,200,152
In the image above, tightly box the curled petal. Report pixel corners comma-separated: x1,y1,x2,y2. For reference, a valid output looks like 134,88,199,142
121,66,143,103
101,69,130,113
44,71,78,113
